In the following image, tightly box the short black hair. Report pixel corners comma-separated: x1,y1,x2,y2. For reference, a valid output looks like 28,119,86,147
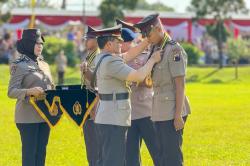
4,33,11,40
97,36,116,49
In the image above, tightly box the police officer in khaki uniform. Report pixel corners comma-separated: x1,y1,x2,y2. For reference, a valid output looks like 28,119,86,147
92,25,161,166
116,20,161,166
81,25,100,166
55,50,67,85
135,14,191,166
8,29,53,166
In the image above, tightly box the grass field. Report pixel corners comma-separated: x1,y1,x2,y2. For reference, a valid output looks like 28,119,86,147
1,64,250,166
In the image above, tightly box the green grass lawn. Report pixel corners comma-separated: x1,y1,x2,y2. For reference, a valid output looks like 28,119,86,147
1,64,250,166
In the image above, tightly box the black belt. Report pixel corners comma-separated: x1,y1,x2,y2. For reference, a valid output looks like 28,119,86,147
99,93,129,101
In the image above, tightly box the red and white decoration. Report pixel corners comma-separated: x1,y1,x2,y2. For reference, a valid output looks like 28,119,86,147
2,9,250,42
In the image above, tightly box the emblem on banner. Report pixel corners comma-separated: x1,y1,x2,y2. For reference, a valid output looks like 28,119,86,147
50,104,59,116
73,101,82,115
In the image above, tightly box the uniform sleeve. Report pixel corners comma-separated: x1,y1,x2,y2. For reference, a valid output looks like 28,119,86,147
168,45,187,77
8,64,28,100
105,57,135,81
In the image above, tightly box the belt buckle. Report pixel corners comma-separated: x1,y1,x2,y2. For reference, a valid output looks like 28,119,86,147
113,92,116,101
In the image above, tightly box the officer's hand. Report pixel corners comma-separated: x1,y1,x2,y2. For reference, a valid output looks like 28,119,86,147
151,50,162,63
27,87,44,97
174,116,185,131
80,61,88,73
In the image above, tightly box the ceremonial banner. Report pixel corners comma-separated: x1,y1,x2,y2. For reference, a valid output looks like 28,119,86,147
55,85,97,127
30,85,98,128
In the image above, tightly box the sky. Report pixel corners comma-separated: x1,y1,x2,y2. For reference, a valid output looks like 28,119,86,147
56,0,250,13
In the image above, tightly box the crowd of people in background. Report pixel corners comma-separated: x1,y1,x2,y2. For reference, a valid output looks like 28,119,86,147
0,25,239,69
0,26,87,66
0,32,18,64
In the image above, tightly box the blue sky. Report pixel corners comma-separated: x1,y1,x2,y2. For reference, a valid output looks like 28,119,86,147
57,0,250,13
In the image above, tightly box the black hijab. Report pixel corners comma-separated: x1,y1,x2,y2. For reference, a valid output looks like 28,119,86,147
16,29,45,62
16,38,37,62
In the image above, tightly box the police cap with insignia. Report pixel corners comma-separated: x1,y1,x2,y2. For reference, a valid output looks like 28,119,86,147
21,28,45,43
93,24,124,41
134,13,160,38
116,19,137,32
83,26,97,40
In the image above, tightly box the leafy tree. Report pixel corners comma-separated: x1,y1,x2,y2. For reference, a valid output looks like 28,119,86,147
189,0,248,68
181,42,204,65
0,0,11,25
227,38,249,79
43,36,78,67
136,0,174,11
99,0,138,27
12,0,56,8
61,0,66,9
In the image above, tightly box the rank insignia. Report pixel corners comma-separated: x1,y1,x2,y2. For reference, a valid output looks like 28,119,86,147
10,65,17,75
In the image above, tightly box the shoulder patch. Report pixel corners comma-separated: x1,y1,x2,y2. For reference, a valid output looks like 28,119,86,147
13,55,30,64
10,65,17,75
173,54,181,62
172,46,182,62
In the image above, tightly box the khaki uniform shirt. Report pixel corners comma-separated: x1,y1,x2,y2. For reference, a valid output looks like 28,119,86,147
128,52,153,120
151,42,191,122
94,52,134,126
8,54,54,123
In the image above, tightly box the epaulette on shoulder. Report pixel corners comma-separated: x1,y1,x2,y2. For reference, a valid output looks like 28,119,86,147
13,54,31,64
13,56,25,64
168,40,177,45
13,58,22,64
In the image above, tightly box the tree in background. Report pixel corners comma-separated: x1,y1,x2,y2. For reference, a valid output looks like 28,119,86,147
227,38,250,79
181,42,204,65
136,0,174,11
61,0,66,9
189,0,248,68
11,0,56,8
43,36,78,67
99,0,138,27
0,0,11,25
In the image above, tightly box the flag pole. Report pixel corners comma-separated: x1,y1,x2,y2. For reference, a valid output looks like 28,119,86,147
29,0,36,28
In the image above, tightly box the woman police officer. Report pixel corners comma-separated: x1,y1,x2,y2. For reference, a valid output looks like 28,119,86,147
8,29,53,166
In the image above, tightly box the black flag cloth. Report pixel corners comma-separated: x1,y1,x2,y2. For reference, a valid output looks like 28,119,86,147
29,85,97,128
